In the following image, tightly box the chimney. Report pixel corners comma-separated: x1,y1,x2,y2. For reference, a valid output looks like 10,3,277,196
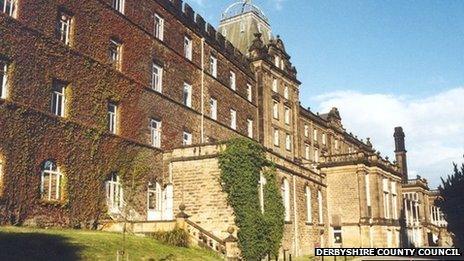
394,127,408,182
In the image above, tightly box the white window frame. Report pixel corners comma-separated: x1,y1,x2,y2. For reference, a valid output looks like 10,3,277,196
184,36,193,61
106,173,124,213
109,39,122,70
182,131,192,146
275,56,280,68
246,84,252,102
108,102,118,134
285,133,291,151
305,186,312,223
272,100,279,119
51,81,66,117
210,98,217,120
229,71,236,91
284,85,289,99
40,160,63,201
284,107,291,125
183,83,192,108
314,149,319,163
0,61,8,99
281,178,291,221
112,0,125,14
151,62,163,93
305,144,310,160
272,78,278,92
210,55,217,78
150,119,161,148
1,0,17,17
154,13,164,41
322,133,327,145
383,179,390,219
318,190,323,224
391,181,397,219
57,11,72,46
230,109,237,130
247,119,253,138
313,129,318,142
304,124,309,137
273,128,279,146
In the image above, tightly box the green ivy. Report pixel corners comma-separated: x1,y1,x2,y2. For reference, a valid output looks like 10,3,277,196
218,138,284,260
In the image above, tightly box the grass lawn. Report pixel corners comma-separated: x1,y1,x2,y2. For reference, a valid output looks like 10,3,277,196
0,226,221,261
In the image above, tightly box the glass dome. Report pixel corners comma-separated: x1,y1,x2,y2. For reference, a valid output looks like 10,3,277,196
221,1,268,23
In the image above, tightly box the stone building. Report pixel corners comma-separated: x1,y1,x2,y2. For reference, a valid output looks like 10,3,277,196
0,0,452,257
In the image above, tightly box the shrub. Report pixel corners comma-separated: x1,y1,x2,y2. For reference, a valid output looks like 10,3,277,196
150,226,190,248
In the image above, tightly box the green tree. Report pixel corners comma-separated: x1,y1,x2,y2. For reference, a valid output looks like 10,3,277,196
436,156,464,248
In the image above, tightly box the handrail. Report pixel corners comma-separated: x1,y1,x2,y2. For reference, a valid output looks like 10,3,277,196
185,219,225,245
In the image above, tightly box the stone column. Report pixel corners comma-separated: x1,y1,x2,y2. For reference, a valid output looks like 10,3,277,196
224,227,240,261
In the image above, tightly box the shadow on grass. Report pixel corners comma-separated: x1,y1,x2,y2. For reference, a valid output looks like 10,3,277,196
0,230,82,261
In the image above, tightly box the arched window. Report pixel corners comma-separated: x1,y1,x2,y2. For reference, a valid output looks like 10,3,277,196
40,160,63,201
105,173,124,214
318,190,323,224
305,186,312,223
281,178,290,221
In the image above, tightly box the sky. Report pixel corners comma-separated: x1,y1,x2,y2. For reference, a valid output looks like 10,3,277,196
185,0,464,187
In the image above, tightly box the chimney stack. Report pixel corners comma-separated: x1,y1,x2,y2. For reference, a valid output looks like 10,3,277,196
394,127,408,182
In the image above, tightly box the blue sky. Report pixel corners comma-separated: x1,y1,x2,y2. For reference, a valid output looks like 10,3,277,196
186,0,464,186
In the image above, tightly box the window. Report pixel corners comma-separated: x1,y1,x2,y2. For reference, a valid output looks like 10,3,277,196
318,190,323,223
210,55,217,78
184,36,192,60
391,181,397,219
112,0,125,13
222,28,227,37
109,39,122,70
154,13,164,41
322,133,327,145
183,83,192,107
51,81,67,117
40,160,63,201
284,85,289,99
281,178,290,221
313,129,318,142
275,56,280,68
335,140,339,150
147,182,162,212
305,144,310,160
383,179,390,219
0,60,8,99
285,133,291,151
105,173,124,213
305,186,312,222
230,109,236,130
107,102,118,134
365,174,371,214
240,21,245,33
150,119,161,148
56,11,72,45
258,173,267,213
284,107,291,125
304,124,309,137
314,149,319,163
273,128,279,146
229,71,236,91
272,100,279,119
246,84,252,102
151,62,163,92
183,131,192,146
1,0,16,17
272,78,278,92
247,119,253,138
210,98,217,120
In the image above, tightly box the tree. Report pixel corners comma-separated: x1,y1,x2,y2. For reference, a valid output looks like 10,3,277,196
436,156,464,248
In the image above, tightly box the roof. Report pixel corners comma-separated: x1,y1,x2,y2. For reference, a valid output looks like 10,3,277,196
221,1,269,23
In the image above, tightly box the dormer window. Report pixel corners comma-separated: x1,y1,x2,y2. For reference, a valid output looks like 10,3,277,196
275,56,280,67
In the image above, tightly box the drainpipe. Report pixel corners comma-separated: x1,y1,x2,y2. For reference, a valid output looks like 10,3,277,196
200,38,205,143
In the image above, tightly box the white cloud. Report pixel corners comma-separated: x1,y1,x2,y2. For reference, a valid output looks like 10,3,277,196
310,87,464,188
269,0,285,11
